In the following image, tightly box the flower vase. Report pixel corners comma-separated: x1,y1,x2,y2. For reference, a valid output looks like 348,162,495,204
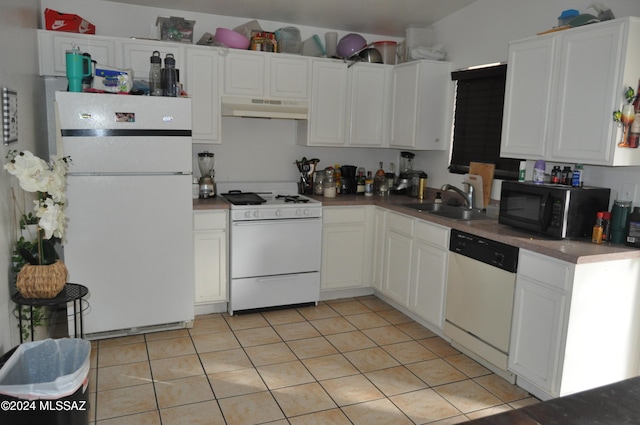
618,104,635,147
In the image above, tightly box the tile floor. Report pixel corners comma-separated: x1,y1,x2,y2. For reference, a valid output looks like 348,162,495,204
87,296,539,424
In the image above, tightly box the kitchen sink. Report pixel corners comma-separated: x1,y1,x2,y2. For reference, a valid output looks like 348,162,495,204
429,208,491,221
401,202,458,213
402,203,491,221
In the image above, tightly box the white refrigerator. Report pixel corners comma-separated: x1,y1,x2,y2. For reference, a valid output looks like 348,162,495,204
55,92,194,338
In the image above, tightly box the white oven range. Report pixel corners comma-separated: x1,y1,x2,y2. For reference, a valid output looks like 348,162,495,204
218,181,322,315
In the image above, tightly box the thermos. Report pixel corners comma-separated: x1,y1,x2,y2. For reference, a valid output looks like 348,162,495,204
162,53,178,97
149,51,163,96
65,47,92,92
610,200,632,244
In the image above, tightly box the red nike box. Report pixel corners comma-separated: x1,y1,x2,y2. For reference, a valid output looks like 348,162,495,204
44,8,96,34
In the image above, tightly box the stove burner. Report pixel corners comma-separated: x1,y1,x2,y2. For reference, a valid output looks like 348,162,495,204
276,195,310,203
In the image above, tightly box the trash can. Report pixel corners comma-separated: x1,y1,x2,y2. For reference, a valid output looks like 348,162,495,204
0,338,91,425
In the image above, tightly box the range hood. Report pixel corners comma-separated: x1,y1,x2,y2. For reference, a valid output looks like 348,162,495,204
221,96,309,120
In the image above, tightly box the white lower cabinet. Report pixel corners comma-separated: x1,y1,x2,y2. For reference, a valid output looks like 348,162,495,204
321,206,373,293
409,220,449,329
509,249,640,400
380,212,449,331
382,212,414,306
193,210,228,305
509,251,571,399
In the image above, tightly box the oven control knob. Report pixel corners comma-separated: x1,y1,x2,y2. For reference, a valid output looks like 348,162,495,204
253,210,260,218
296,209,303,217
244,211,252,219
275,210,282,217
304,209,311,216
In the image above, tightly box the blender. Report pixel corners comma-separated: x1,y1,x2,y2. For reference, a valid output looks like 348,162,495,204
197,151,216,198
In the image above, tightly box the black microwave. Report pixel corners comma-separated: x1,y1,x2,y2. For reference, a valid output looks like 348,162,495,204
499,181,610,239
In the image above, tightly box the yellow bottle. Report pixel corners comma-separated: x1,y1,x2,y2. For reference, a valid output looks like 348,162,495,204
592,212,604,244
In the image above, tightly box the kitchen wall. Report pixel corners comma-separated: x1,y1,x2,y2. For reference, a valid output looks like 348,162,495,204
0,0,42,351
425,0,640,202
41,0,640,202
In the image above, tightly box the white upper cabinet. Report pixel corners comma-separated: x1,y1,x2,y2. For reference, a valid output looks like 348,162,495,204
298,60,391,147
348,63,391,147
500,37,556,158
121,39,184,82
300,60,350,146
390,59,452,150
222,50,310,100
501,17,640,166
38,30,117,77
185,47,221,144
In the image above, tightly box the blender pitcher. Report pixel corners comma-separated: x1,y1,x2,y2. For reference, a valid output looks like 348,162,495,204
198,151,216,198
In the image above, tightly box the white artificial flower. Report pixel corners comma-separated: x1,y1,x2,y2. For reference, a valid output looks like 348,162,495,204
35,198,65,240
5,150,71,241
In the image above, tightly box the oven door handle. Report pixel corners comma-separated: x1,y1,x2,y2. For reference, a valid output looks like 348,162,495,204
257,275,300,282
232,218,321,227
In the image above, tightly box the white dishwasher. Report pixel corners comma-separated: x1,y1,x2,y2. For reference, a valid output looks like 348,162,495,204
443,229,519,382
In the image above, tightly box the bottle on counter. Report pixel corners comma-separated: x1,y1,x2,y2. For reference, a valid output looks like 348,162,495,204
374,162,386,196
149,51,163,96
386,162,396,190
333,164,341,195
518,161,526,182
572,164,584,187
323,167,336,198
356,168,365,195
592,211,604,244
602,211,611,242
533,159,546,184
364,171,374,197
550,166,561,184
561,166,573,185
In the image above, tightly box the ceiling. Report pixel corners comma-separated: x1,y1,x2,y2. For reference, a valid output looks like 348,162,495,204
106,0,477,37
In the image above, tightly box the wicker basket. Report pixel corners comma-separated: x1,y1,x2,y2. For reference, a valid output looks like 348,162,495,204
16,260,68,299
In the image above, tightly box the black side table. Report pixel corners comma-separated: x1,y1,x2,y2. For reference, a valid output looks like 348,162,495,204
12,283,89,343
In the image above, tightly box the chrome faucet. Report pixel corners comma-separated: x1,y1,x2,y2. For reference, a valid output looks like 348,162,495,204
441,183,474,209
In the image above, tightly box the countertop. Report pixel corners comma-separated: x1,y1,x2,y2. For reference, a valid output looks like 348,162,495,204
461,375,640,425
193,191,640,264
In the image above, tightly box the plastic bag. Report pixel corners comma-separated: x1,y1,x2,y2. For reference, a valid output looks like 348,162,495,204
0,339,90,400
589,3,616,21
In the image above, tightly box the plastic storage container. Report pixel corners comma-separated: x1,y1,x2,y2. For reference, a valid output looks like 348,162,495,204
0,339,91,425
373,41,397,65
275,27,302,54
302,35,325,57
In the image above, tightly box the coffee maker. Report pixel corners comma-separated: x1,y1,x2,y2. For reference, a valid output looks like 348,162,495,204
198,151,216,198
340,165,357,194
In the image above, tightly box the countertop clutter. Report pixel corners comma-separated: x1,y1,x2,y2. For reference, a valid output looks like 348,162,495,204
194,188,640,264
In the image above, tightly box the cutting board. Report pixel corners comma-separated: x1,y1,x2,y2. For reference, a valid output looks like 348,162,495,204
463,174,484,209
469,162,495,209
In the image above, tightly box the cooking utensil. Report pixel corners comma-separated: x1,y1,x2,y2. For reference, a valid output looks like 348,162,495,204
358,47,383,63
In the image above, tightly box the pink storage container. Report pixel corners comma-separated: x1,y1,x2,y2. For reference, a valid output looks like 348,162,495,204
373,41,397,65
